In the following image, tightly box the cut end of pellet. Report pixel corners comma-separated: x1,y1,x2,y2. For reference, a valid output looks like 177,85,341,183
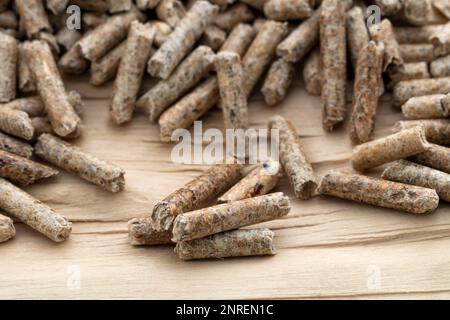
51,219,72,242
295,180,318,200
151,201,177,231
0,215,16,243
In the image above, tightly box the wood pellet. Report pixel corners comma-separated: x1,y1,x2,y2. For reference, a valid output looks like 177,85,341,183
0,213,15,243
128,217,173,246
346,6,369,71
430,54,450,78
219,23,256,57
393,77,450,107
90,41,126,86
261,58,295,106
430,22,450,57
402,94,450,120
388,62,431,89
410,143,450,174
263,0,314,21
0,132,33,158
0,32,17,103
399,44,434,63
302,49,321,96
15,0,52,39
404,0,432,26
156,0,186,28
0,107,34,140
214,3,255,31
393,119,450,146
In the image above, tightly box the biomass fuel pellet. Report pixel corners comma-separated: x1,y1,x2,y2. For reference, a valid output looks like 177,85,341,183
215,52,248,130
382,160,450,202
399,44,434,63
302,49,321,96
0,213,15,243
110,21,154,125
139,45,215,122
156,0,186,28
350,41,384,145
252,18,267,32
0,177,71,241
15,0,52,39
147,21,172,47
137,0,161,10
263,0,314,21
393,77,450,107
76,9,145,61
261,58,295,106
346,6,369,71
388,62,430,89
55,28,82,52
242,20,288,97
0,33,16,103
148,1,219,79
395,25,443,44
31,116,54,137
201,25,226,52
218,160,282,203
0,149,58,185
38,32,60,56
402,94,449,120
108,0,132,13
351,126,431,172
219,23,256,57
393,119,450,146
24,41,81,138
175,229,276,260
276,8,320,63
151,163,242,231
320,0,347,132
0,132,33,158
128,217,173,246
0,10,17,29
35,133,126,193
373,0,403,16
58,46,89,75
214,3,255,31
158,77,219,142
46,0,68,15
430,22,450,58
318,171,439,215
0,108,34,140
430,54,450,78
90,41,126,86
403,0,432,26
82,12,109,30
434,0,450,20
2,96,43,117
369,19,404,75
410,143,450,174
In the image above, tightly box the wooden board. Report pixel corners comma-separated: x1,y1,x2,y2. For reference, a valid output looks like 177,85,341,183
1,74,450,300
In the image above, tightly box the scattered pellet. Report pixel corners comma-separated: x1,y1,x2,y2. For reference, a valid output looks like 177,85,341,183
82,12,109,30
214,3,255,32
430,54,450,78
200,25,226,51
24,41,81,137
242,20,288,97
58,45,89,75
410,143,450,174
388,62,430,89
139,45,215,122
402,94,449,120
302,48,321,96
15,0,52,38
395,25,443,44
393,77,450,107
35,133,125,192
110,21,154,125
108,0,132,13
318,171,439,215
351,126,430,172
55,28,82,51
403,0,432,26
219,23,256,57
46,0,68,15
175,228,276,260
147,21,172,47
0,33,17,103
433,0,450,20
71,0,109,12
18,49,32,91
399,44,434,63
261,58,295,106
393,119,450,146
137,0,161,10
128,217,173,246
263,0,313,21
346,6,369,71
0,213,15,243
156,0,186,28
0,10,17,29
430,22,450,58
0,132,33,158
90,41,126,86
252,18,267,32
0,108,34,140
148,1,219,79
151,163,242,231
373,0,403,16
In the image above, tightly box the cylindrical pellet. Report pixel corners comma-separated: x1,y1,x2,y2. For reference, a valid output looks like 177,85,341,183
31,116,53,137
24,41,81,138
175,229,276,260
318,171,439,215
393,77,450,107
137,0,161,10
373,0,403,16
399,44,434,63
0,132,33,158
0,213,15,243
108,0,132,13
90,41,126,86
0,33,17,103
200,25,226,52
402,94,449,120
261,58,294,106
15,0,52,38
58,46,89,75
219,23,256,57
151,163,242,231
430,54,450,78
351,126,431,172
156,0,186,28
147,21,172,47
388,62,430,89
393,119,450,146
395,25,443,44
346,6,369,70
82,12,108,30
35,133,126,193
302,48,321,96
350,41,384,145
0,108,34,140
18,43,36,93
55,28,82,51
263,0,314,21
148,1,219,79
110,21,154,125
430,22,450,58
0,177,71,241
128,217,173,246
269,115,317,199
403,0,432,26
410,143,450,174
214,3,255,31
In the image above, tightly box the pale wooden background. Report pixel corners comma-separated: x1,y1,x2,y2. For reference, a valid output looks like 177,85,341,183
1,73,450,300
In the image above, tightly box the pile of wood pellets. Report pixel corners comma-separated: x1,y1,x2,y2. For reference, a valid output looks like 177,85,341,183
1,0,450,260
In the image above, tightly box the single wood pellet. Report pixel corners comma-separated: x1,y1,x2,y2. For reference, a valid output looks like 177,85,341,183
0,213,15,243
393,77,450,107
128,217,173,246
261,58,295,106
393,119,450,146
35,133,126,193
175,228,276,260
382,160,450,202
269,115,317,199
172,192,290,242
137,0,161,10
302,48,321,96
402,94,449,120
0,177,71,242
0,108,34,140
318,171,439,215
138,45,215,123
24,41,81,138
434,0,450,20
399,44,434,63
410,143,450,174
0,132,33,158
156,0,186,28
346,6,369,71
82,12,109,30
219,23,256,57
403,0,432,26
151,163,242,231
110,21,154,125
430,54,450,78
351,126,431,172
0,32,17,103
147,21,172,47
218,160,282,203
394,25,443,44
18,42,35,93
147,1,219,79
263,0,314,21
214,3,255,31
200,25,226,52
31,116,54,137
15,0,52,38
430,22,450,57
108,0,132,13
388,62,431,89
350,41,384,145
58,46,89,75
373,0,403,16
90,41,126,86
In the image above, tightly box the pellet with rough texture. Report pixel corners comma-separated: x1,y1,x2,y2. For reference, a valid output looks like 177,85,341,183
139,45,215,122
0,213,15,243
137,0,161,10
395,25,443,44
110,21,154,125
0,177,71,241
128,217,172,246
402,94,449,120
269,115,317,199
302,48,321,96
0,149,58,185
403,0,431,26
201,25,226,52
346,6,369,70
175,229,276,260
147,21,172,47
373,0,403,16
0,132,33,158
31,116,53,137
320,0,347,132
399,44,434,63
0,108,34,140
214,3,255,31
8,96,44,117
393,77,450,107
410,143,450,174
76,9,145,61
172,192,290,242
148,1,219,79
0,33,17,103
35,133,125,193
108,0,132,13
261,58,294,106
388,62,430,89
46,0,68,14
82,12,108,30
0,11,17,29
263,0,314,20
430,22,450,58
350,41,384,145
433,0,450,19
151,163,242,231
318,171,439,215
430,54,450,78
156,0,186,28
242,20,288,97
90,41,126,86
351,126,430,172
15,0,52,38
55,28,82,51
393,119,450,146
24,41,81,137
219,23,256,57
58,46,89,75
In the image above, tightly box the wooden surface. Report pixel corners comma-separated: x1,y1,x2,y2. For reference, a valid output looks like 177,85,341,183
1,74,450,300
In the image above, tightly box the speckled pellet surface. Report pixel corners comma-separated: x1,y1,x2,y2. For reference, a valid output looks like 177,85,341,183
261,58,295,106
0,132,33,158
0,213,15,243
393,119,450,146
0,32,17,102
127,217,173,246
